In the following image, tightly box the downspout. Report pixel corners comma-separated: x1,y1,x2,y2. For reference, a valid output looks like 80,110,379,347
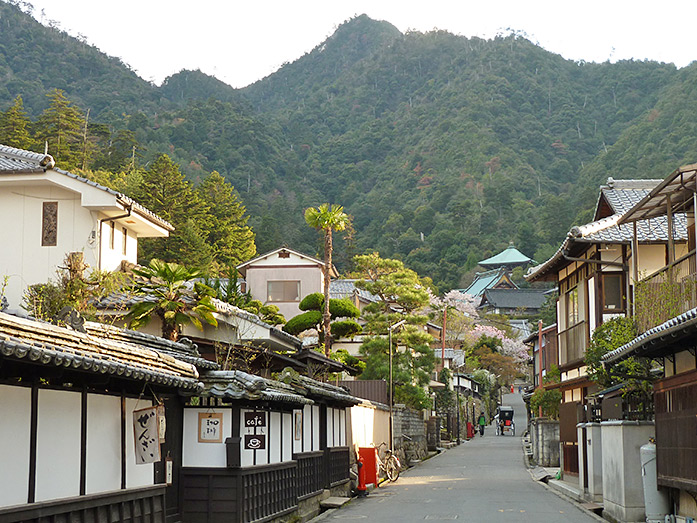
96,204,132,271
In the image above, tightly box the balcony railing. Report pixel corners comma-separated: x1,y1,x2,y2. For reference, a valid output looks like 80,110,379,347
635,249,697,333
558,320,587,366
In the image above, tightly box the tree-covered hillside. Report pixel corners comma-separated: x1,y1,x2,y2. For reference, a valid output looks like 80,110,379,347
1,1,695,290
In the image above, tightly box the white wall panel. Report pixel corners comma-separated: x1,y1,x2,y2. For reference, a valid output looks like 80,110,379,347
36,389,81,502
125,398,154,487
182,408,231,468
0,385,31,507
312,406,320,451
283,413,292,461
340,409,346,446
86,394,121,494
269,412,281,464
303,405,312,452
293,409,303,455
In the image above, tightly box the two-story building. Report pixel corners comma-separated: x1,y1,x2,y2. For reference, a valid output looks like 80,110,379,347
236,247,338,321
526,178,687,478
0,144,173,311
603,163,697,521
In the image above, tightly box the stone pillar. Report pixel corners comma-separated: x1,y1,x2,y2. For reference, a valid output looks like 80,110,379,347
601,420,655,523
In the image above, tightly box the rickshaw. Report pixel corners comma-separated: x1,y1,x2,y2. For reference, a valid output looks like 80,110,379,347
494,406,515,436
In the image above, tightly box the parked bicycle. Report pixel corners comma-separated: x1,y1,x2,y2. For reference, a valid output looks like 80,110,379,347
376,442,401,483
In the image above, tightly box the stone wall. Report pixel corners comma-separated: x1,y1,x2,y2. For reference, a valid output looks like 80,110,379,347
394,405,428,465
530,418,560,467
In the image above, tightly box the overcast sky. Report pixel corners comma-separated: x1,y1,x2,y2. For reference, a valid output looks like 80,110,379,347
21,0,697,89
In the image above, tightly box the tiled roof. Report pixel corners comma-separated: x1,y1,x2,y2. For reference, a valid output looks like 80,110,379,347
598,179,663,214
0,312,202,391
527,178,689,282
480,289,548,310
602,307,697,364
463,268,516,297
0,144,174,232
277,368,360,405
199,370,312,405
329,279,379,302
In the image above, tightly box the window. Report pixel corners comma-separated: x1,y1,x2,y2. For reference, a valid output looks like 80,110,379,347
267,281,300,302
41,202,58,246
566,287,579,326
122,227,128,255
602,273,624,311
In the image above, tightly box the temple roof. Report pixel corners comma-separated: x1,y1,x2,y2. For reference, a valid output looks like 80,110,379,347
479,244,533,268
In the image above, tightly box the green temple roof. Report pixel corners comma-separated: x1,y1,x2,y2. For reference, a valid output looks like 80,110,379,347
479,244,532,268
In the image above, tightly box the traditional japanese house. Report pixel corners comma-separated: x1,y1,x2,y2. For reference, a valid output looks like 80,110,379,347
523,323,559,389
0,311,203,523
602,164,697,521
526,178,687,479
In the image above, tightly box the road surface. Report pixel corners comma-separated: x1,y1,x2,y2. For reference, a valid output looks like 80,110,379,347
322,392,597,522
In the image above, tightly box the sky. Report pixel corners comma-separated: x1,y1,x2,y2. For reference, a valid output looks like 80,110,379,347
20,0,697,89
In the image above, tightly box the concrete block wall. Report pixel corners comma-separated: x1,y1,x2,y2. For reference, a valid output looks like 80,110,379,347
394,406,427,464
530,418,560,467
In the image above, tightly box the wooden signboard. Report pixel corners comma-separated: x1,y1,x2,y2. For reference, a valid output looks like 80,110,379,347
198,412,223,443
133,406,161,464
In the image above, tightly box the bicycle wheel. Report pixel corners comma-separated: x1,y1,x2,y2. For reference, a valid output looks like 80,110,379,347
386,459,399,482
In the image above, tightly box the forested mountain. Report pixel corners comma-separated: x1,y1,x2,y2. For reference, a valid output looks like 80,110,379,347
1,1,696,290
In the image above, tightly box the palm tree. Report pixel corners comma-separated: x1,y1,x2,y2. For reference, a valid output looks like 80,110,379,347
125,259,218,341
304,203,350,356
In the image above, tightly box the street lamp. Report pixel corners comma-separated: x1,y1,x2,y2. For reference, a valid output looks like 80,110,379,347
388,319,406,451
456,370,461,444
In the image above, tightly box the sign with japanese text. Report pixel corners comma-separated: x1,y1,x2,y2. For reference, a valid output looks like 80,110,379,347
198,412,223,443
244,434,266,450
133,406,161,464
244,411,266,428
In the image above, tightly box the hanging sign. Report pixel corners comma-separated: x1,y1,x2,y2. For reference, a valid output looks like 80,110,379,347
157,404,167,443
198,412,223,443
244,434,266,450
244,411,266,428
133,406,161,464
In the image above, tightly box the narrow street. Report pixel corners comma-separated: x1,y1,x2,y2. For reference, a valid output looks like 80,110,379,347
321,392,598,522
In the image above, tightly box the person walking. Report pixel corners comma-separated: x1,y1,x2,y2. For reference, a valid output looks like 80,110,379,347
477,412,486,436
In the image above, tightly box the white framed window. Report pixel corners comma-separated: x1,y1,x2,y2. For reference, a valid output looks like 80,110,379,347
267,281,300,302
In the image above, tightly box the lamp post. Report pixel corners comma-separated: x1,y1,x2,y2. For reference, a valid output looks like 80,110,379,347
388,319,406,451
456,371,461,444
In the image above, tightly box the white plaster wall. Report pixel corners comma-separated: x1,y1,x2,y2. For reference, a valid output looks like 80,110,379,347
312,406,320,451
588,276,597,336
340,409,346,446
634,244,667,281
0,186,98,309
182,408,232,468
0,385,31,507
293,409,303,454
270,411,281,464
245,265,323,319
302,405,312,452
125,398,155,487
601,421,655,523
35,389,81,502
86,394,121,494
100,220,138,271
350,404,389,449
675,350,696,374
282,412,292,461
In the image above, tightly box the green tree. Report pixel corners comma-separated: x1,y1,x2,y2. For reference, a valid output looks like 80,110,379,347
283,292,361,340
124,259,218,341
197,171,256,270
0,95,32,149
35,89,85,170
304,203,350,356
134,154,211,266
354,253,436,409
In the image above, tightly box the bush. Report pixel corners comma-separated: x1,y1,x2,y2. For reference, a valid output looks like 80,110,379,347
529,388,562,419
299,292,324,311
282,310,322,335
330,319,362,338
329,298,360,318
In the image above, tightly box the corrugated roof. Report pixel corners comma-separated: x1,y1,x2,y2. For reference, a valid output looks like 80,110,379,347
0,312,202,391
0,144,174,232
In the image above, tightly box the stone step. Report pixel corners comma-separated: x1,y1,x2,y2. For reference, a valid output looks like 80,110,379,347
320,497,351,509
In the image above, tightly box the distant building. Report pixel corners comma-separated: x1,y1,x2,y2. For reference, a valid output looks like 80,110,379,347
478,243,533,270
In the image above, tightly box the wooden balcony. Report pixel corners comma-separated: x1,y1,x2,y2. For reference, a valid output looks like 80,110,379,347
635,249,697,333
558,320,587,366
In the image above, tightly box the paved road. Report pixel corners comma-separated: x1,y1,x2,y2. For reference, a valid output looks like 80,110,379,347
323,392,598,522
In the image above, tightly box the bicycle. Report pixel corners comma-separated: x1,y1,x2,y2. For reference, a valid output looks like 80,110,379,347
376,442,401,483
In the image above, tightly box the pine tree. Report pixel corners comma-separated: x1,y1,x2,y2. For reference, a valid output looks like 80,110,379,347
197,171,256,269
36,89,85,170
0,96,32,149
